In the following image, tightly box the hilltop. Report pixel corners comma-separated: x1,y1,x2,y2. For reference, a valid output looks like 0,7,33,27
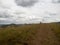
0,23,60,45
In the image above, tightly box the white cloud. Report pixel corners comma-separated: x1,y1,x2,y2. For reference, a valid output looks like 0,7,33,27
0,0,60,24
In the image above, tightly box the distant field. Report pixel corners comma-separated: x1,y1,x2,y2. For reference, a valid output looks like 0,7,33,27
0,23,60,45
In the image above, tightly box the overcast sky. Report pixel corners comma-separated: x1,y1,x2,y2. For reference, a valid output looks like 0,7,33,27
0,0,60,24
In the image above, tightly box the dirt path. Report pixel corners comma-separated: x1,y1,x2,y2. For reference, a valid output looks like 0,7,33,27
29,24,59,45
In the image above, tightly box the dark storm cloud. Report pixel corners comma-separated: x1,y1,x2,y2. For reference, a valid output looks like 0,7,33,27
52,0,60,3
15,0,38,7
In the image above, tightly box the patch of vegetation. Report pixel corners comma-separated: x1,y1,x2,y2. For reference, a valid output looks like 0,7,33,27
50,23,60,41
0,24,39,45
0,23,60,45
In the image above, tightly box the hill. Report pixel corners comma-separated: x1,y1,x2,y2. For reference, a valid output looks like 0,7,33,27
0,23,60,45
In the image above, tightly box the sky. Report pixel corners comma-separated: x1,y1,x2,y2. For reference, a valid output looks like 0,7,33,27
0,0,60,24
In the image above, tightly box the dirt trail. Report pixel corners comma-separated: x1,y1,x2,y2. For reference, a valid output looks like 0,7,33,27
29,24,59,45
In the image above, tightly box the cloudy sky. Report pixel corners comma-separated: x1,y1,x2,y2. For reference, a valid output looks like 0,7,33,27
0,0,60,24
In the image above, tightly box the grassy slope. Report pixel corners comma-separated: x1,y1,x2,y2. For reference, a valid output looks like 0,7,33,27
0,23,60,45
49,23,60,41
